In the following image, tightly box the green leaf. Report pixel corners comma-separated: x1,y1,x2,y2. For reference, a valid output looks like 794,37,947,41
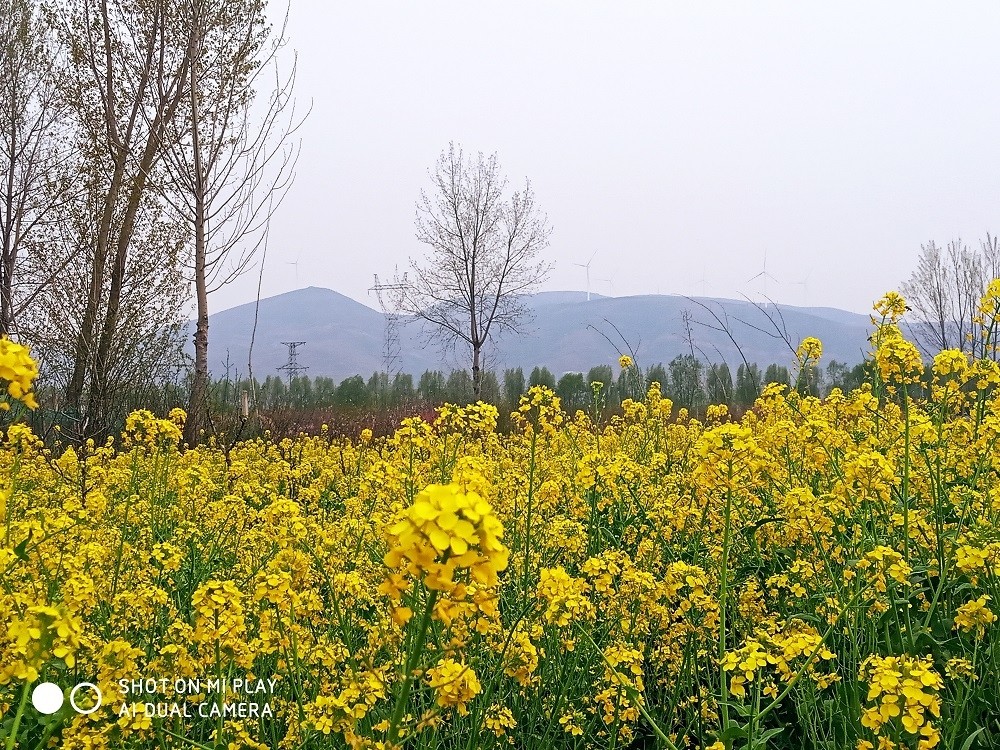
721,699,751,718
959,727,986,750
13,537,29,561
719,724,748,742
751,726,785,748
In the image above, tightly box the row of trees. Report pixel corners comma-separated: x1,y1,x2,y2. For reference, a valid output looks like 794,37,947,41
1,0,300,441
204,356,869,417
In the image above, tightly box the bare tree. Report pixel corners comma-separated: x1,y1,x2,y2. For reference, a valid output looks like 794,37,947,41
158,0,303,443
0,0,74,336
19,153,189,438
397,144,552,398
685,296,777,403
980,233,1000,290
49,0,197,422
900,237,998,359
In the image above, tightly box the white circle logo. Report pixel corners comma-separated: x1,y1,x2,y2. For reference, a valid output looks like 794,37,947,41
69,682,103,714
31,682,64,715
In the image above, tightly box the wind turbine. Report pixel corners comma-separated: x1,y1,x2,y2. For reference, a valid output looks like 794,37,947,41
792,269,813,307
597,270,617,297
286,251,301,287
696,266,710,297
748,249,778,305
574,250,597,301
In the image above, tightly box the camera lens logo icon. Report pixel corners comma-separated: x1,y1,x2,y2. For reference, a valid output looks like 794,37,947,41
31,682,103,715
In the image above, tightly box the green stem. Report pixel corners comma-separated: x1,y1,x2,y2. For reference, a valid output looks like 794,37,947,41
755,586,866,725
574,624,679,750
387,587,440,744
522,430,538,591
463,598,540,750
899,383,914,650
718,465,734,732
28,719,62,750
900,383,911,562
5,680,30,750
160,728,216,750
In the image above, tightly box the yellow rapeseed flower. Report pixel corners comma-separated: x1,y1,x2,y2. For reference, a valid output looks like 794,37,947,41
384,482,509,592
0,337,38,410
426,658,481,715
796,336,823,363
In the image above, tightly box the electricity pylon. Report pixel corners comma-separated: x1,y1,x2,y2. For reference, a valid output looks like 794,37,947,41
369,272,409,376
278,341,307,384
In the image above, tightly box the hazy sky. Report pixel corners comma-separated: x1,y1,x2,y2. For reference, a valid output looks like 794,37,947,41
213,2,1000,315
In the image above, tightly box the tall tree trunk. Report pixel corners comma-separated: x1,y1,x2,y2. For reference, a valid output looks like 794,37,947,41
185,42,208,445
67,0,192,423
1,205,13,336
86,45,191,422
88,152,156,417
1,106,16,336
472,343,482,399
185,208,208,443
66,160,124,410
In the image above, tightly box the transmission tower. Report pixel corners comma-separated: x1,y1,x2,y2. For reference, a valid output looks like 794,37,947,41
278,341,308,384
369,272,408,376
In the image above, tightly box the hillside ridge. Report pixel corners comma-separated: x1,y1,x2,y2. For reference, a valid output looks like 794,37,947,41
192,288,874,380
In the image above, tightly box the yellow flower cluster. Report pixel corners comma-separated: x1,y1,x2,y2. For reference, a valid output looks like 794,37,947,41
953,595,997,637
796,336,823,363
596,644,645,731
0,337,38,409
305,675,385,737
434,401,499,435
932,348,969,378
488,628,535,687
859,546,913,591
511,385,564,435
425,658,481,715
124,408,183,447
859,655,943,749
484,703,517,737
2,605,82,682
955,540,1000,575
383,482,509,591
978,277,1000,316
873,324,924,385
722,639,769,698
536,566,595,627
722,625,836,700
873,290,909,321
191,580,251,667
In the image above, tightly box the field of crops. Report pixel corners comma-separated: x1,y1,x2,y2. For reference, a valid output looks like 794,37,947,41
3,292,1000,749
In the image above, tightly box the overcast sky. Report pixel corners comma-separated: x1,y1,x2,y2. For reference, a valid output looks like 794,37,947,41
212,2,1000,315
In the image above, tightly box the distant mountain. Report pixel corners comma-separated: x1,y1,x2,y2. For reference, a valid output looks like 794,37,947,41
186,287,432,382
190,287,874,381
490,292,873,377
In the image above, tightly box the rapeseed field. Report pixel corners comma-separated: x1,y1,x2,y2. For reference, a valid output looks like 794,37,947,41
3,289,1000,749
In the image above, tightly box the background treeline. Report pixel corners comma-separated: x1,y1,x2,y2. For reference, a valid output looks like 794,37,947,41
117,355,868,438
241,356,870,413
